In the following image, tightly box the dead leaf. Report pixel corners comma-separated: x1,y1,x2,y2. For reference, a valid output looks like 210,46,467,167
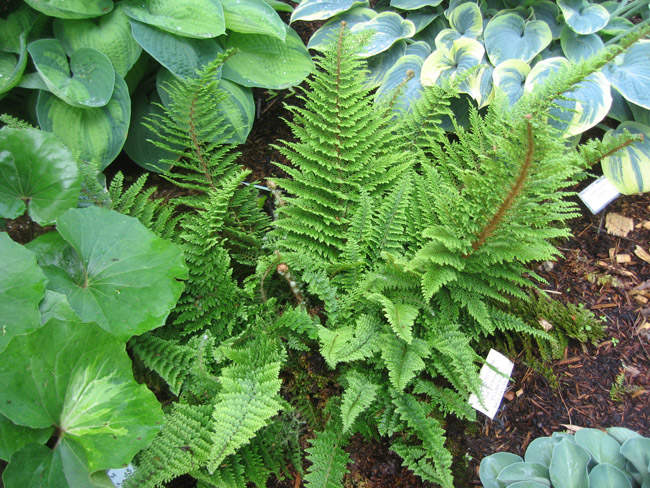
616,254,632,264
560,424,584,434
538,318,553,331
605,213,634,237
634,245,650,264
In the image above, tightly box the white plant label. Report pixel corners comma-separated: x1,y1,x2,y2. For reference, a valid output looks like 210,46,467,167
107,465,135,487
578,176,620,214
469,349,514,419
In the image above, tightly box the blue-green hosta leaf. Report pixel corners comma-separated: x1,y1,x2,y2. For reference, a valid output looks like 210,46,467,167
53,5,142,77
532,1,563,39
448,2,482,37
37,73,130,170
524,57,611,137
349,12,416,57
0,127,81,225
412,14,448,45
492,58,530,105
421,37,485,96
0,318,164,480
376,54,423,112
403,8,442,33
0,34,28,96
0,414,52,462
0,232,46,354
23,0,113,19
600,17,634,36
26,206,188,340
484,13,552,65
607,87,634,122
122,0,225,38
366,41,407,88
629,101,650,127
497,462,550,486
524,436,561,467
221,0,285,39
471,64,494,108
619,437,650,477
601,122,650,195
290,0,369,22
306,7,376,51
406,40,431,59
130,19,223,80
28,39,115,108
588,464,632,488
606,427,642,446
549,439,590,488
265,0,294,12
603,40,650,110
480,452,524,488
214,78,255,144
557,0,609,35
560,26,604,62
575,428,627,469
391,0,443,9
0,6,39,53
222,26,313,89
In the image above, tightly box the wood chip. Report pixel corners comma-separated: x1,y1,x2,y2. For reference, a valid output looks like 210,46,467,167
634,245,650,264
605,213,634,237
616,254,632,264
538,318,553,331
643,221,650,230
560,424,584,433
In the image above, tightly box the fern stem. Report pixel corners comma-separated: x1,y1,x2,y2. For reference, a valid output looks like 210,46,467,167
583,135,642,168
469,118,535,253
189,95,213,188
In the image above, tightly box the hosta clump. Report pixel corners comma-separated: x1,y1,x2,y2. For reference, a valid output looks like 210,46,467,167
480,427,650,488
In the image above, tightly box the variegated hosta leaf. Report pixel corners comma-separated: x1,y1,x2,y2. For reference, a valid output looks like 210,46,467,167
600,17,634,37
607,87,634,123
307,7,376,51
390,0,443,9
28,39,115,108
628,101,650,127
412,15,448,45
0,8,37,93
448,2,482,38
23,0,113,19
492,59,530,106
404,8,442,33
524,56,612,137
560,26,604,63
532,0,562,39
470,64,494,109
601,122,650,195
557,0,609,35
421,37,485,97
0,35,28,96
406,40,431,59
350,12,416,58
366,41,407,88
53,5,142,77
603,40,650,110
290,0,369,23
212,78,255,144
121,0,225,38
221,0,286,39
484,12,552,66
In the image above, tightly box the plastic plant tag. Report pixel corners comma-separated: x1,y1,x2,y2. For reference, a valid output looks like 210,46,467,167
578,176,620,214
469,349,514,419
107,465,135,487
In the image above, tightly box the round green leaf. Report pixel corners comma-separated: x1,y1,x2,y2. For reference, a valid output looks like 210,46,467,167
23,0,114,19
222,0,286,39
121,0,225,38
130,19,223,80
480,452,524,488
306,7,376,52
606,427,642,446
0,415,52,462
53,5,142,77
421,37,485,96
36,72,131,170
0,232,47,354
222,26,313,89
620,437,650,476
350,12,416,57
0,127,81,225
525,436,561,467
484,13,552,65
26,206,188,340
493,58,531,106
603,40,650,110
390,0,443,9
214,78,255,144
507,482,551,488
557,0,609,35
0,6,39,54
28,39,115,108
376,54,424,113
0,37,28,95
600,17,634,37
575,428,627,469
602,122,650,195
0,318,163,478
290,0,369,22
549,439,590,488
497,462,551,486
560,26,604,62
589,464,632,488
532,1,563,39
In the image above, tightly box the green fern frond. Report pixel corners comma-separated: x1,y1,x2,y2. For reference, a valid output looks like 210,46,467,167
317,314,381,368
304,411,350,488
380,334,430,391
413,379,477,421
340,370,379,433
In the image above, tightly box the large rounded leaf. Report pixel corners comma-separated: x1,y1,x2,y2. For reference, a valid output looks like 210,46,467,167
349,12,416,57
222,26,313,89
480,452,523,488
221,0,286,39
28,39,115,108
0,7,36,95
525,436,561,467
421,37,485,96
619,437,650,478
0,317,164,481
26,206,188,341
524,57,611,137
0,232,47,353
366,41,407,88
290,0,369,22
557,0,609,35
53,6,142,77
306,7,376,51
560,26,604,62
548,439,590,488
532,1,563,39
448,2,482,38
588,464,632,488
493,59,531,105
497,462,551,486
36,72,131,170
376,54,424,113
0,414,52,462
391,0,443,8
603,40,650,110
575,428,626,469
121,0,225,39
0,127,81,225
484,13,552,65
601,122,650,195
214,78,255,144
23,0,114,19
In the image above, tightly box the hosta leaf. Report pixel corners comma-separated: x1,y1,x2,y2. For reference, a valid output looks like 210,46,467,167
492,59,530,106
0,6,39,53
121,0,225,38
222,26,313,89
36,72,131,170
532,0,562,39
524,56,611,137
0,414,52,462
619,437,650,477
375,53,424,112
421,37,485,97
480,452,524,488
0,232,47,353
484,13,552,65
603,40,650,110
307,7,376,51
607,87,634,123
628,101,650,127
525,437,561,467
588,464,632,488
390,0,443,9
497,462,550,486
53,5,142,77
560,26,604,62
366,41,407,88
0,317,163,479
23,0,114,19
28,39,115,108
130,19,223,80
575,428,627,469
26,206,188,341
290,0,369,22
549,439,590,488
448,2,482,38
350,12,416,57
214,78,255,144
404,8,442,33
222,0,286,39
557,0,609,35
601,122,650,195
0,127,81,225
600,17,634,37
